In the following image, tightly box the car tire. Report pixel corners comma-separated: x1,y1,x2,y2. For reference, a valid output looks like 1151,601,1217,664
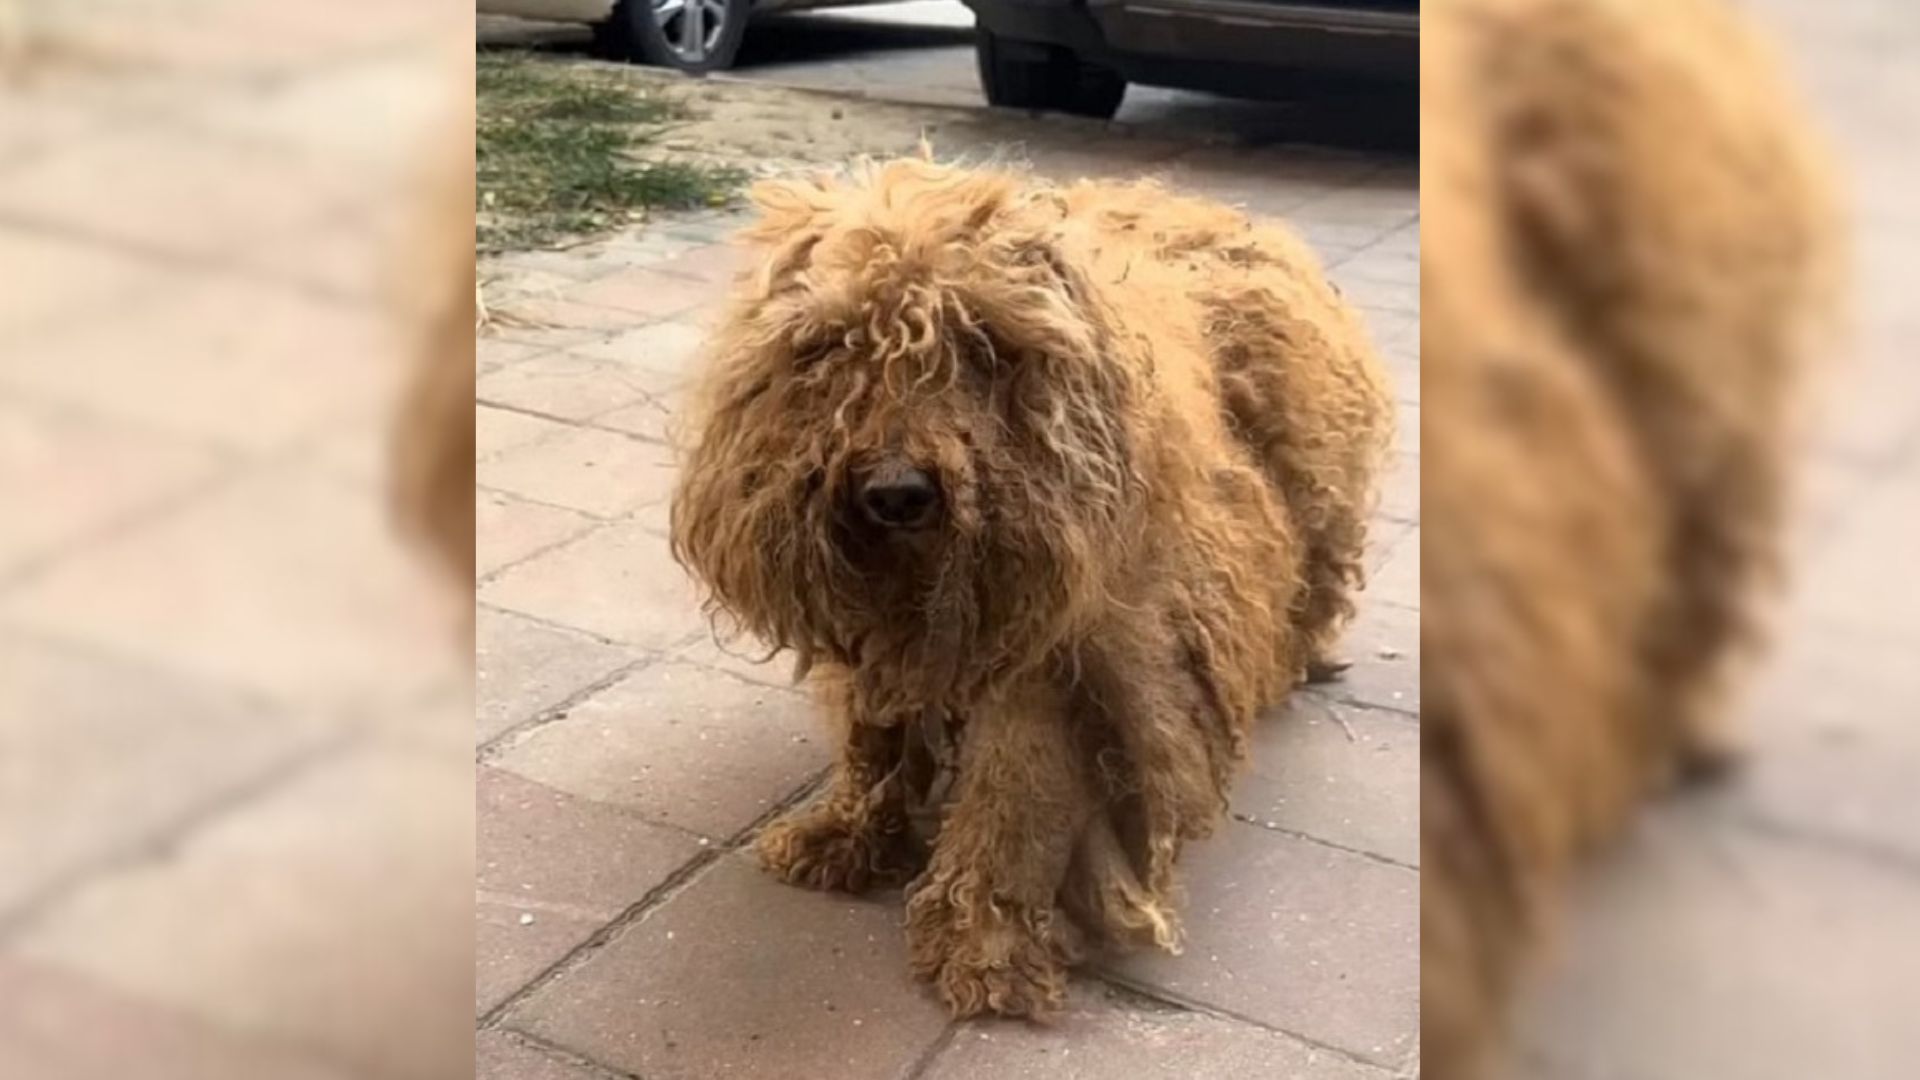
975,28,1125,119
597,0,751,73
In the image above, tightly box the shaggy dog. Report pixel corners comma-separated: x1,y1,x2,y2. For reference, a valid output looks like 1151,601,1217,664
1421,0,1837,1075
671,159,1393,1015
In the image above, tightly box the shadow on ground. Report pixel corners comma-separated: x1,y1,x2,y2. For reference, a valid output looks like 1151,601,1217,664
735,12,975,64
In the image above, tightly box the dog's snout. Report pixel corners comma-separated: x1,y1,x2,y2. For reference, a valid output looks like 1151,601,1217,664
859,463,941,529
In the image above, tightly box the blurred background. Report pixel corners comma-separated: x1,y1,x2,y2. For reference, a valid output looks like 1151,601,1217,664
1,1,473,1077
1503,1,1920,1077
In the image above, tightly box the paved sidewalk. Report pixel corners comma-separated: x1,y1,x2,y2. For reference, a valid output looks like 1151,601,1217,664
1509,1,1920,1076
0,3,472,1078
474,79,1419,1079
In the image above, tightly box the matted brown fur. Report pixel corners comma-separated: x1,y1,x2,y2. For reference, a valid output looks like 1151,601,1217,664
671,159,1392,1015
1422,0,1838,1075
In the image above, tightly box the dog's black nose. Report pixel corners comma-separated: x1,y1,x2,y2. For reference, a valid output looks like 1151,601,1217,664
860,464,940,529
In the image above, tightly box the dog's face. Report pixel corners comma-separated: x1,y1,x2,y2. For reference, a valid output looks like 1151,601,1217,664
671,161,1141,718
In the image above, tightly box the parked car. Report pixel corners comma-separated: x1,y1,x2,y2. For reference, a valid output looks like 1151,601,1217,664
962,0,1417,118
477,0,888,73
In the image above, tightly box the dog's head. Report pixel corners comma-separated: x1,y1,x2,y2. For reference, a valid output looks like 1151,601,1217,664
671,159,1144,718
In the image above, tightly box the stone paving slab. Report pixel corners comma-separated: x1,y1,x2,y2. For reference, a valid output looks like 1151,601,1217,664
0,955,357,1080
477,403,576,461
0,396,220,579
477,490,599,581
0,230,155,346
476,1029,607,1080
1732,623,1920,861
476,606,640,746
1376,451,1420,527
479,905,612,1027
477,767,702,1016
0,463,455,712
672,631,807,690
920,983,1396,1080
1321,598,1420,716
1513,803,1920,1080
1234,697,1419,868
1104,822,1420,1069
490,661,827,842
478,423,677,519
0,632,328,922
567,319,707,383
1366,524,1420,613
2,6,471,1079
1791,468,1920,640
0,128,364,261
478,521,709,650
506,855,953,1080
1,279,399,455
476,352,676,426
0,89,119,169
13,748,475,1080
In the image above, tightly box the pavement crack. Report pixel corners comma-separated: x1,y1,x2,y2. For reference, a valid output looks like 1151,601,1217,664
1087,969,1402,1072
495,1027,646,1080
1225,814,1418,872
476,650,657,762
899,1022,960,1080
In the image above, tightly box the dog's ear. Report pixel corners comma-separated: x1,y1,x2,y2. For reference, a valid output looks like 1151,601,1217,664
745,172,834,232
740,173,838,287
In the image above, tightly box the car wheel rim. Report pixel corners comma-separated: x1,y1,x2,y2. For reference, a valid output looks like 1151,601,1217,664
652,0,729,64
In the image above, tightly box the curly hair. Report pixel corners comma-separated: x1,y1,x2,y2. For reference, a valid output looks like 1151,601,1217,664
671,157,1393,1014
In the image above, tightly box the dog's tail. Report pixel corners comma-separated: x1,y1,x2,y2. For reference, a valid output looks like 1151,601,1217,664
1468,0,1842,750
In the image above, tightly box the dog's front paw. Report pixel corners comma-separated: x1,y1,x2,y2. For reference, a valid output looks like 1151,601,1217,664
756,803,913,894
935,943,1068,1019
905,880,1075,1019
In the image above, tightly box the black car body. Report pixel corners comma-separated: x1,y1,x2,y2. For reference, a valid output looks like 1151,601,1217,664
964,0,1417,116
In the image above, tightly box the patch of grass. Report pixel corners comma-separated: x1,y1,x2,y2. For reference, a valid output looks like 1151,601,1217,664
478,51,744,252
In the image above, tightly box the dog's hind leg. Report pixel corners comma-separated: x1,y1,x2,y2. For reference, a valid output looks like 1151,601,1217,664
904,679,1096,1018
1294,514,1372,684
1207,290,1392,684
757,671,920,894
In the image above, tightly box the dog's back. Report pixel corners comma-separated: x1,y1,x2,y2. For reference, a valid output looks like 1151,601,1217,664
1421,0,1837,1075
1059,179,1397,671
